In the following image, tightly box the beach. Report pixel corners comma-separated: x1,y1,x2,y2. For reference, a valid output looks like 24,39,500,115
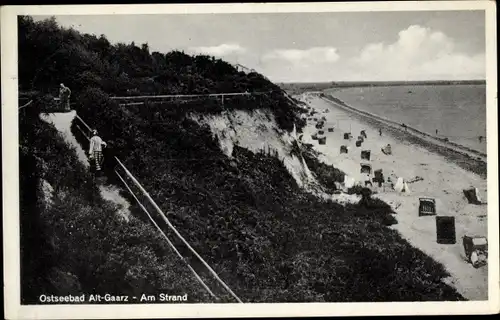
296,93,488,300
327,84,487,154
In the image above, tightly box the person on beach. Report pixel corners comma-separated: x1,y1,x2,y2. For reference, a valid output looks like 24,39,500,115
89,129,107,174
479,135,484,143
436,129,439,135
379,128,382,136
59,83,71,111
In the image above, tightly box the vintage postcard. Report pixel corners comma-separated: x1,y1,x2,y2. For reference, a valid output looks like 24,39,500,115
2,1,498,319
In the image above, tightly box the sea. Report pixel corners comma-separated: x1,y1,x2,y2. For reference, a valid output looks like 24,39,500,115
325,84,487,153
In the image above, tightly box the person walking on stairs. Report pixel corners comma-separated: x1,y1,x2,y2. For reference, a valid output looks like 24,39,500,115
59,83,71,111
89,129,107,174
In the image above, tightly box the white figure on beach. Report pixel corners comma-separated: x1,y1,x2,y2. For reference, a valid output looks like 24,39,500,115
344,175,356,189
394,177,411,193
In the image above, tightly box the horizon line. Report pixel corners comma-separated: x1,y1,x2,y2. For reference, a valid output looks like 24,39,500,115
277,79,487,84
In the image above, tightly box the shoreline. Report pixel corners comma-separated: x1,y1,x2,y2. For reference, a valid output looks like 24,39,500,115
281,81,486,97
318,93,487,179
322,93,486,158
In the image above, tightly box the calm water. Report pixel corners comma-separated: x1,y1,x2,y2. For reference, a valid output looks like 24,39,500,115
326,85,487,153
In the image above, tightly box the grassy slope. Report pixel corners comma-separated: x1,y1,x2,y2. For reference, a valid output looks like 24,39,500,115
19,110,212,303
20,15,465,302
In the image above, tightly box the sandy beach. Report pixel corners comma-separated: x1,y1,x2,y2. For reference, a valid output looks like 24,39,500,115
296,93,488,300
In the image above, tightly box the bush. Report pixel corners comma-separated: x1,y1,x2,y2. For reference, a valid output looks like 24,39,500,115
18,15,305,133
347,185,366,195
300,144,345,193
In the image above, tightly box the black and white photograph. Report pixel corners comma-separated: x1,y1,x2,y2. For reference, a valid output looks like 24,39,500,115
2,2,499,319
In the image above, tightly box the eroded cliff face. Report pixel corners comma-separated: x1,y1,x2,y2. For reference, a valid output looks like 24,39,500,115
189,108,360,205
189,109,313,186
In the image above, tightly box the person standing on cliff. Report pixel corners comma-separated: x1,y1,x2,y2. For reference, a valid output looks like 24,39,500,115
59,83,71,111
89,129,107,174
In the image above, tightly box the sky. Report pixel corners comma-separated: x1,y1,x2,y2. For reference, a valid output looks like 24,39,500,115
35,11,486,82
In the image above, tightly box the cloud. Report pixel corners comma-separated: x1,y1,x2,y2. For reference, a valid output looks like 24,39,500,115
188,43,247,57
186,25,484,82
348,25,485,81
262,47,340,64
254,25,484,82
259,47,340,82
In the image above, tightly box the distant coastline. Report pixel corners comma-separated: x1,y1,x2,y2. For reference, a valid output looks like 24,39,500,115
279,80,486,92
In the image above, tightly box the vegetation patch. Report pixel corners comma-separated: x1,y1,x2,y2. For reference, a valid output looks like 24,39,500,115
19,114,212,304
299,143,345,193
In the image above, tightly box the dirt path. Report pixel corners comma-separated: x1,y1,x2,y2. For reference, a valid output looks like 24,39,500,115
297,94,488,301
40,111,131,221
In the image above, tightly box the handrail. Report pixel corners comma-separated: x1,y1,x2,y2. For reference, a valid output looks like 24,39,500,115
74,113,242,303
110,90,274,100
75,114,92,132
119,102,145,106
18,100,33,110
114,170,218,301
74,123,90,141
114,156,244,303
